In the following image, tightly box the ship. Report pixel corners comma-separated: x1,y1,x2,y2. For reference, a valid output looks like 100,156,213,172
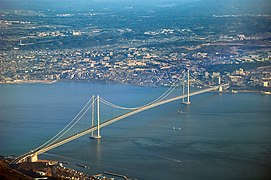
77,164,87,168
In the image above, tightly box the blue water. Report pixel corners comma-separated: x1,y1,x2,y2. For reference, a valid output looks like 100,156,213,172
0,82,271,179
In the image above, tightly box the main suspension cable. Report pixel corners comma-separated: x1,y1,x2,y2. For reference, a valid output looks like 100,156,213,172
33,96,95,151
100,81,181,110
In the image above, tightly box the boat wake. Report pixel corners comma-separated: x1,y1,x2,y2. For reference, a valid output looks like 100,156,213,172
158,155,182,163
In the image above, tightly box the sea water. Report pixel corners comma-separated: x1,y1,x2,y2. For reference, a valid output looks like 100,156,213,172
0,82,271,179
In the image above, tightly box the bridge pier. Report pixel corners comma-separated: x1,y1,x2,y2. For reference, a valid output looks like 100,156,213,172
182,101,191,105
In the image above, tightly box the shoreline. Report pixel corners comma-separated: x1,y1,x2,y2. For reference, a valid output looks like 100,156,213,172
0,80,58,84
1,157,131,180
0,80,269,94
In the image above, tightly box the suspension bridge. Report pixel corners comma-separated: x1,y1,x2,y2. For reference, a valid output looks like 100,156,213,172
12,70,228,164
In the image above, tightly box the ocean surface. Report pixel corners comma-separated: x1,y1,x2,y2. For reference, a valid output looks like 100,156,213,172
0,82,271,179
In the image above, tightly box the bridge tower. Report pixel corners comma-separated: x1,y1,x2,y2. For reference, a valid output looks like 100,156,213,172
91,95,95,137
182,76,185,103
91,95,101,139
96,95,101,138
218,76,223,92
182,69,191,105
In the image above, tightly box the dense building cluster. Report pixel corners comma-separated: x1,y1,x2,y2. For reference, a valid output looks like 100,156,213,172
1,45,271,90
1,9,271,90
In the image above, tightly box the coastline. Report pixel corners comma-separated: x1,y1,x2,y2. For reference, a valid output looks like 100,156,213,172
0,80,58,84
1,157,92,179
0,80,269,94
1,157,131,180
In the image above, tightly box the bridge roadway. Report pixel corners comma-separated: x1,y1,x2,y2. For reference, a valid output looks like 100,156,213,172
13,85,225,163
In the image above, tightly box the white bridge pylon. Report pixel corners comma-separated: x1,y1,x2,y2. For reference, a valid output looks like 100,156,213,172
182,69,191,105
90,95,101,139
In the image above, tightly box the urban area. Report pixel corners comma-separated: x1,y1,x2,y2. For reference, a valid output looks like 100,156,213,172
0,1,271,179
0,9,271,92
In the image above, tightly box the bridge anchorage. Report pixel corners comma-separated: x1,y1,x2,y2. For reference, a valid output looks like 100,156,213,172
11,70,229,164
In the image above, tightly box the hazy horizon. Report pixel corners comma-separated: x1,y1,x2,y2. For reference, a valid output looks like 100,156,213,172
1,0,270,14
